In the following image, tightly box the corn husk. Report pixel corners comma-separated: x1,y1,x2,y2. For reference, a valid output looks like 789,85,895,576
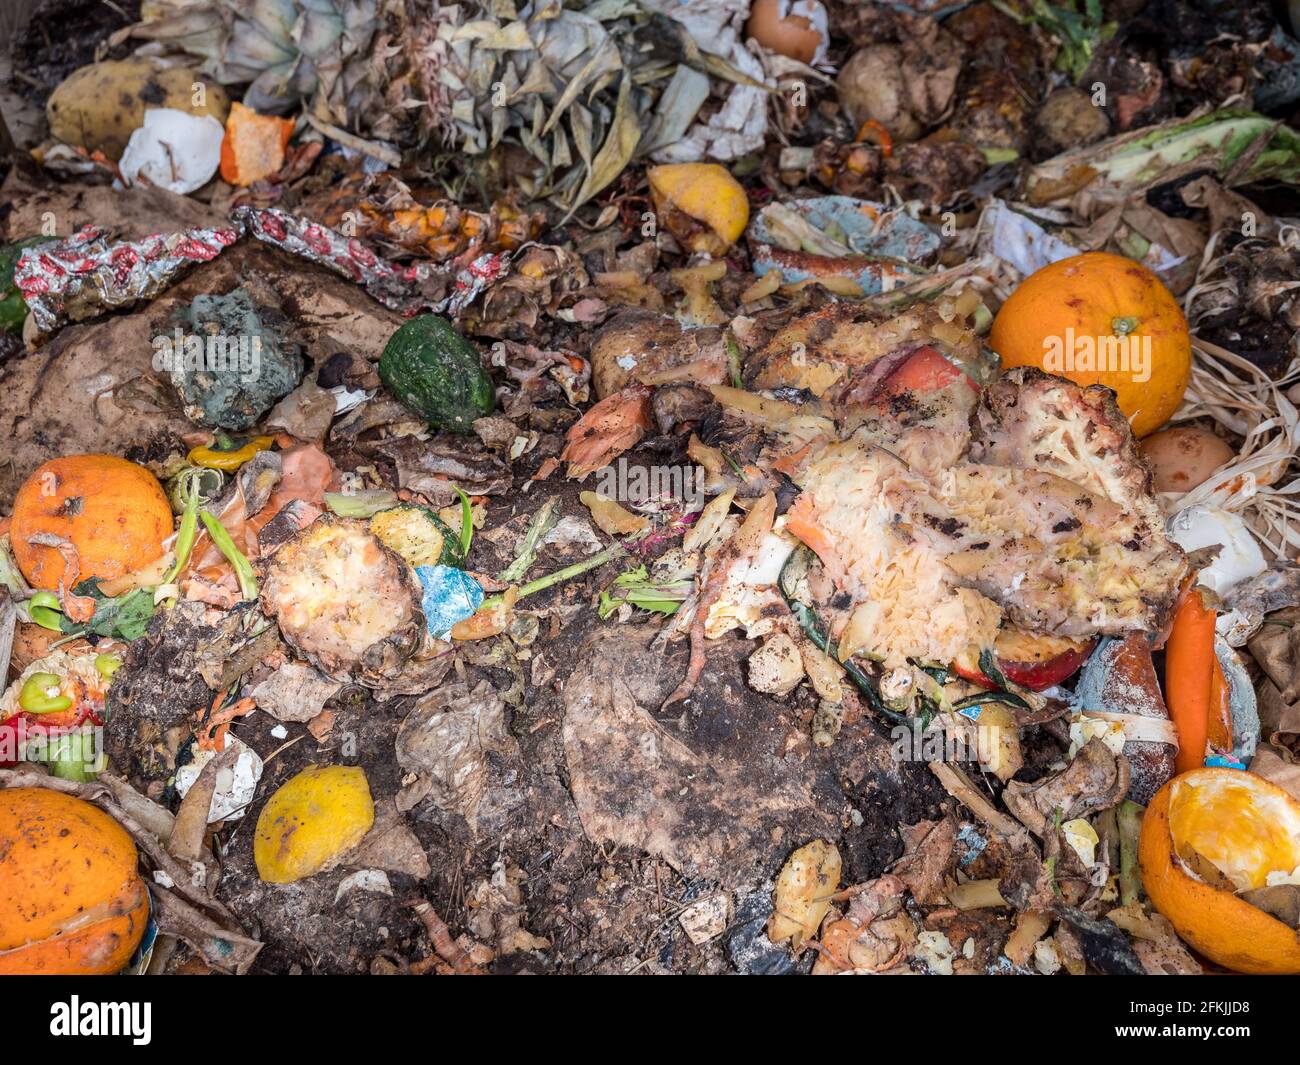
1024,109,1300,211
1171,337,1300,558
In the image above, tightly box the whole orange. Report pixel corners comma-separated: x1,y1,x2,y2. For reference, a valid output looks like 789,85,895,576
0,788,150,974
9,454,173,591
1139,768,1300,975
989,252,1191,437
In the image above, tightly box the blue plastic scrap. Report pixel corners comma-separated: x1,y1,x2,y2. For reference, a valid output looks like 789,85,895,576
748,195,940,293
416,564,484,639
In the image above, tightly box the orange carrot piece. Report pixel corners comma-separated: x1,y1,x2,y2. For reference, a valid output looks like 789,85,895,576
1205,653,1233,753
195,687,256,751
1165,587,1216,775
854,119,893,158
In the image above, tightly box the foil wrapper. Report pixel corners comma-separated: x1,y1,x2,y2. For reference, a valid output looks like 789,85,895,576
233,206,508,316
14,222,243,333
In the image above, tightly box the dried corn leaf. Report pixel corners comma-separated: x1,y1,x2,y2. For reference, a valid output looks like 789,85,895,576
567,72,641,210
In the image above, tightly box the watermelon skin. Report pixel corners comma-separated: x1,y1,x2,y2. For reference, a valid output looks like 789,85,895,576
369,504,465,570
379,315,495,433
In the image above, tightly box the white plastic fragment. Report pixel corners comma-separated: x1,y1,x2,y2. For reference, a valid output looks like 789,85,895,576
1166,504,1267,598
678,893,731,944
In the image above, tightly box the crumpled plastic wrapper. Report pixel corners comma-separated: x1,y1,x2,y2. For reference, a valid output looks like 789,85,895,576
14,221,242,333
232,205,509,316
415,564,484,640
977,199,1079,278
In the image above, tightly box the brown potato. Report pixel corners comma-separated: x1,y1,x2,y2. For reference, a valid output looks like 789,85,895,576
588,309,729,399
1139,425,1235,494
836,46,923,142
1031,87,1110,160
46,59,231,161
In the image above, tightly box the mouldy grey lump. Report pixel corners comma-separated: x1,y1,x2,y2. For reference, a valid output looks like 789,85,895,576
167,285,303,431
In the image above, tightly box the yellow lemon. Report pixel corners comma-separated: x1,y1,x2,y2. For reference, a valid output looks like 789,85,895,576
254,765,374,884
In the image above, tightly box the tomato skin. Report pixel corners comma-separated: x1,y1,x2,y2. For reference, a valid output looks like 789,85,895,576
953,637,1096,692
877,345,978,399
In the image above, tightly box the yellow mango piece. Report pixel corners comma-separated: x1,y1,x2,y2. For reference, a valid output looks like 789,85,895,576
254,765,374,884
46,59,230,161
579,491,649,536
648,163,749,256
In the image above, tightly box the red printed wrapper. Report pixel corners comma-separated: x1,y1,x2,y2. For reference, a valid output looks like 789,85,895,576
233,206,509,316
14,222,243,333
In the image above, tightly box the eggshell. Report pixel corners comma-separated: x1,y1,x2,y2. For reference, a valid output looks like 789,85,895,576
745,0,828,66
1139,426,1235,494
1166,504,1267,595
119,108,224,195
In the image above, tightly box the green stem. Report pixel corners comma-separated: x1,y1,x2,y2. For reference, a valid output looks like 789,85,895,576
787,597,908,726
498,497,560,584
1118,800,1144,906
28,591,64,631
725,333,744,390
481,542,627,612
453,486,474,559
161,474,203,589
199,511,258,600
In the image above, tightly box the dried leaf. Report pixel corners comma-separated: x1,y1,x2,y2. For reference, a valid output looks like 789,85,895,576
567,72,641,210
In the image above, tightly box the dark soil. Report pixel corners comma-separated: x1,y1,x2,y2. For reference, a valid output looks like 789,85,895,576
197,471,951,973
9,0,140,103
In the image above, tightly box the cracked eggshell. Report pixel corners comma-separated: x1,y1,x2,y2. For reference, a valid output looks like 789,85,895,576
174,733,263,822
260,515,424,685
334,869,393,904
746,0,829,67
1166,505,1266,596
119,108,224,195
